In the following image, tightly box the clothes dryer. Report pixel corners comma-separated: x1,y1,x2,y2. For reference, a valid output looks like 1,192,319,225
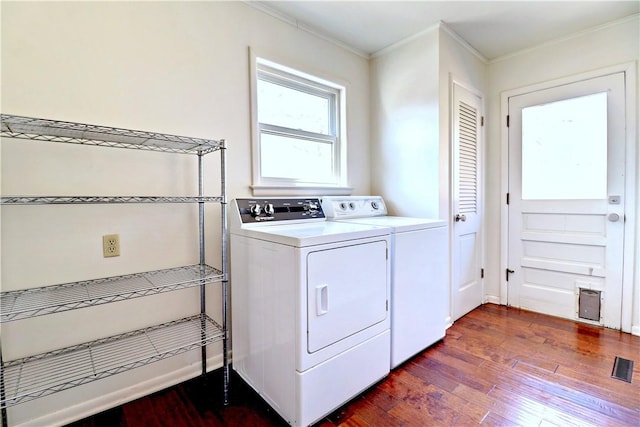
230,198,391,426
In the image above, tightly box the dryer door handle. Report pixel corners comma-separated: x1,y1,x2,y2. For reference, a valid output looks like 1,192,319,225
316,284,329,316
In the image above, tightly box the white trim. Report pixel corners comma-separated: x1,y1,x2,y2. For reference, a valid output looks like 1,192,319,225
439,22,488,64
490,14,640,64
242,1,369,59
500,92,510,306
621,62,637,334
251,185,353,197
249,47,349,195
500,62,638,332
444,315,453,329
372,21,440,59
484,295,501,305
371,21,487,62
12,354,224,427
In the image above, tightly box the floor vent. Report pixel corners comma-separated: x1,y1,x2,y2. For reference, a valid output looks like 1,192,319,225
611,356,634,383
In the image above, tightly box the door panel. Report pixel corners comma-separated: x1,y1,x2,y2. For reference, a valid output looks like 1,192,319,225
306,240,388,353
508,72,625,329
452,83,484,321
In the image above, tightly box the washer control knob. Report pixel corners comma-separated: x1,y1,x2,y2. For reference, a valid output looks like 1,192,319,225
339,202,348,210
250,204,262,217
349,202,356,210
264,203,275,216
371,201,379,210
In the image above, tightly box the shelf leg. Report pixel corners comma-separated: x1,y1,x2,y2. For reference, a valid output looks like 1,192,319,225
198,151,207,377
1,339,8,427
220,141,230,405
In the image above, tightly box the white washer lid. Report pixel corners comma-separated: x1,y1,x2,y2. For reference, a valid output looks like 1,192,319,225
332,216,447,233
230,220,391,247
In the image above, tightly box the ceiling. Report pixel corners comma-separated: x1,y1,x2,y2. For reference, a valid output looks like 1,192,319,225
250,1,639,59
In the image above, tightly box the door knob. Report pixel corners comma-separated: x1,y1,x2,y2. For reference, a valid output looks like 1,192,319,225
608,213,620,222
455,214,467,222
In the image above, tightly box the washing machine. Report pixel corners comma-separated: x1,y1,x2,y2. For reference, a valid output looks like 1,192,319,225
322,196,448,368
230,198,391,426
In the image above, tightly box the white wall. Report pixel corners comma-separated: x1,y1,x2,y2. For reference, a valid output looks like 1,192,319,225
0,2,371,425
485,16,639,330
370,28,440,218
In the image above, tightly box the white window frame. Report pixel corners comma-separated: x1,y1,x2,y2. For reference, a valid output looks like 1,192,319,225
250,49,350,196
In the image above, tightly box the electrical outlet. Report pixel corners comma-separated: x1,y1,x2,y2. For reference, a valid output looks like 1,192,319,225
103,234,120,257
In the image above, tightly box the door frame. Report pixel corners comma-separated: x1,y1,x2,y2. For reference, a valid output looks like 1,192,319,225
499,62,637,333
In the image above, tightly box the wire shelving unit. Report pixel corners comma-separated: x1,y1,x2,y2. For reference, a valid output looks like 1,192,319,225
0,114,229,426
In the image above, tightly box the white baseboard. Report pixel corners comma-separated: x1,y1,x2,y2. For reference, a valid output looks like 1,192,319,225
14,354,224,427
484,295,501,305
445,316,453,329
632,324,640,337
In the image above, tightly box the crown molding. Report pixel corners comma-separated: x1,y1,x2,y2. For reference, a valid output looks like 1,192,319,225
439,21,488,64
243,1,370,59
371,21,440,59
489,13,639,64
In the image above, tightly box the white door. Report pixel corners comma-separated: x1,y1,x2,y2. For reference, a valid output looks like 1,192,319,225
306,240,388,353
507,72,626,329
451,83,484,321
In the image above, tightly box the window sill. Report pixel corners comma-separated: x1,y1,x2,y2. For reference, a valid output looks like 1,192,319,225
251,185,353,197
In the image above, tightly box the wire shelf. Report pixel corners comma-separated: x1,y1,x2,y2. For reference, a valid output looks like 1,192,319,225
1,264,224,322
0,314,224,408
1,114,224,155
1,195,223,205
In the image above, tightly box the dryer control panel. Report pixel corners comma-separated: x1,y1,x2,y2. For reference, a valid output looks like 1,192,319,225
234,198,325,224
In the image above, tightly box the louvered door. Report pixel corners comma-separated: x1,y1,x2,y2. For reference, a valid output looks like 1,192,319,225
452,83,483,321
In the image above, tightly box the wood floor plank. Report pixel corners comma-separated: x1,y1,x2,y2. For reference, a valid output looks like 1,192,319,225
335,414,373,427
488,385,598,427
520,362,640,414
333,398,401,427
386,400,450,427
399,357,461,392
479,411,518,426
67,304,640,427
479,358,640,426
415,347,496,393
121,396,162,427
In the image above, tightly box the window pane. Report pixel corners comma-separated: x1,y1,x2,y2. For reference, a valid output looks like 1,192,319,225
258,78,330,135
522,92,607,200
261,133,334,183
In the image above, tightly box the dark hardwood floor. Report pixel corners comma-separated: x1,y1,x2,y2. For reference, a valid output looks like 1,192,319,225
69,304,639,426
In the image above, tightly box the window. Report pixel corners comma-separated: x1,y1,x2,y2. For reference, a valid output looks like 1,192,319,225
251,55,347,194
521,92,607,200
